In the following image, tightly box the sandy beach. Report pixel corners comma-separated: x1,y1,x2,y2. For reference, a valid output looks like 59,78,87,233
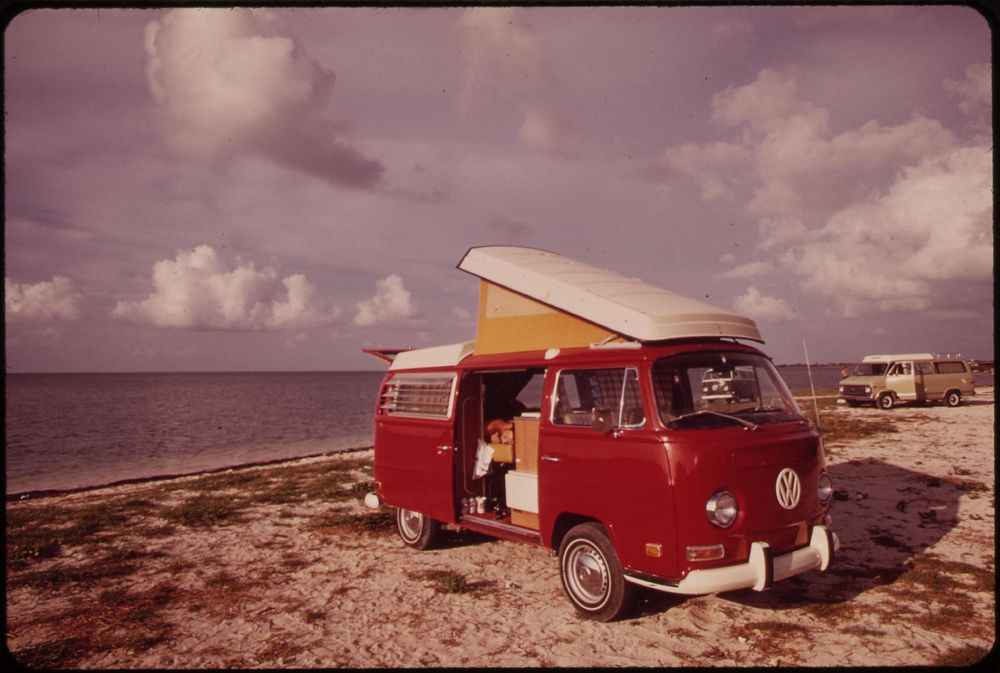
6,390,995,668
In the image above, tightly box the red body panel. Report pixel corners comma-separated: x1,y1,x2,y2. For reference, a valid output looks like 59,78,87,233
374,412,457,524
372,340,830,587
662,423,824,578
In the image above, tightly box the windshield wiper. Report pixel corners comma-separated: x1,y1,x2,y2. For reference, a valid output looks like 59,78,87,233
667,409,758,430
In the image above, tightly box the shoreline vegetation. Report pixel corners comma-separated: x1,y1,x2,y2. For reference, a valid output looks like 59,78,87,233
5,446,375,503
6,391,994,667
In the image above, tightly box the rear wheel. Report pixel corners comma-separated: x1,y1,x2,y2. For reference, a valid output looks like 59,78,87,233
944,390,962,407
877,392,895,410
395,508,441,550
558,522,633,622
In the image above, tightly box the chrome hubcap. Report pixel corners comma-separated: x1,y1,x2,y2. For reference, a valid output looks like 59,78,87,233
567,543,609,605
399,509,422,540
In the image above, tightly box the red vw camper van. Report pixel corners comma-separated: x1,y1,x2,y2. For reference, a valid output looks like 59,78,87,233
364,246,838,621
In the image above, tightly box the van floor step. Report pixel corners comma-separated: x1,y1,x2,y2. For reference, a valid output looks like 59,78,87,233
459,515,542,541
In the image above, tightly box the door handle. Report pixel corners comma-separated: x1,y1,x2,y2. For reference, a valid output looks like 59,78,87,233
436,445,453,454
541,455,561,463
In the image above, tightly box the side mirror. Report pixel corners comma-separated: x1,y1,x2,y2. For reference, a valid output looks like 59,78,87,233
591,407,613,434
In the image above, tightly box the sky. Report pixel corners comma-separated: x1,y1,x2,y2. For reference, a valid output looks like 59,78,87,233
3,5,994,372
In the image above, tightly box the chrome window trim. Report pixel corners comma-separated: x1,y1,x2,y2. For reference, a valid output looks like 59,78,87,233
550,366,646,430
379,372,458,419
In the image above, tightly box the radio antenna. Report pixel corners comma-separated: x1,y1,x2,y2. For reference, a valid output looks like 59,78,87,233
791,290,821,429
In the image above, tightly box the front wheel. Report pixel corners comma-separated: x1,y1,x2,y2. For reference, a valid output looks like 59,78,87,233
395,508,441,550
558,522,634,622
944,390,962,407
877,392,895,410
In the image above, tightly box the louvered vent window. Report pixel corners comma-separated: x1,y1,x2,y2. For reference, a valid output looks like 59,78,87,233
379,374,457,419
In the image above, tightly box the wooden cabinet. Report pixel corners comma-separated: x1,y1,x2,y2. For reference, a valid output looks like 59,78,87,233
513,417,539,474
511,509,540,529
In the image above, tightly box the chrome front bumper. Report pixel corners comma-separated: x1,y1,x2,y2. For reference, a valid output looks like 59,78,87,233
625,525,839,595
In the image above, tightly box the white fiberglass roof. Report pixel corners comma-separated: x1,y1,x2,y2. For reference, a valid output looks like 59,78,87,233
388,341,475,371
862,353,939,362
458,246,763,343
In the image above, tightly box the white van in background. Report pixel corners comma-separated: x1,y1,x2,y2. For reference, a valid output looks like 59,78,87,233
838,353,975,410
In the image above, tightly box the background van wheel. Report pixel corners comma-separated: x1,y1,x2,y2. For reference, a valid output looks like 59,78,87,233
944,391,962,407
877,393,895,410
395,508,441,550
558,522,634,622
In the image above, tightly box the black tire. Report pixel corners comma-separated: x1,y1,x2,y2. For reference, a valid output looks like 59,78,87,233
846,401,860,408
395,508,441,550
944,390,961,407
877,392,895,410
558,522,634,622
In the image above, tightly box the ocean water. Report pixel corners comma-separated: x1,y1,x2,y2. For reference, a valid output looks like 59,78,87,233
5,371,385,495
775,365,846,392
6,366,991,496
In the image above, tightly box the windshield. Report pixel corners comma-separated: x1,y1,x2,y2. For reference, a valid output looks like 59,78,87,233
852,363,887,376
652,351,804,429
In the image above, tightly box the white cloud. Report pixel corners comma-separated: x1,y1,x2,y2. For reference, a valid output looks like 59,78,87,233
451,306,475,326
944,62,991,115
710,68,821,133
113,245,340,330
665,140,751,203
670,69,956,220
787,144,992,317
732,287,797,322
353,274,418,327
457,8,547,116
518,105,581,157
145,8,382,188
456,8,587,159
668,68,992,319
717,260,775,280
5,276,83,322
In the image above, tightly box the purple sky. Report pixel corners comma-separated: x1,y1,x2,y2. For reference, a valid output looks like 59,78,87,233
4,6,993,372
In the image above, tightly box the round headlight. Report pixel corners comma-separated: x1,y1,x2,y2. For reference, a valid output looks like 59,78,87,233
818,471,833,506
706,490,738,528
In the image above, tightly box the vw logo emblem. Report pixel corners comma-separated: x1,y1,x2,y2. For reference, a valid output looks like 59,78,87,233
775,468,801,510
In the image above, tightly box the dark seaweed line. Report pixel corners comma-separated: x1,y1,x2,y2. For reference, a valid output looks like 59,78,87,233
6,445,374,503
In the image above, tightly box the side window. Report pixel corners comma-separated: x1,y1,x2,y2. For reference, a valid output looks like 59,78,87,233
379,373,457,419
514,372,547,412
916,362,934,375
935,361,967,374
553,367,645,428
888,362,912,376
483,369,545,421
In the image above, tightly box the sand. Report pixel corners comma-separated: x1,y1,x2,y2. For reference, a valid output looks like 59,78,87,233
5,389,995,667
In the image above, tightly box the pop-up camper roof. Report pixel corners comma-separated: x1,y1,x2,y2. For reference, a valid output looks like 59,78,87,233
369,246,764,369
458,246,762,355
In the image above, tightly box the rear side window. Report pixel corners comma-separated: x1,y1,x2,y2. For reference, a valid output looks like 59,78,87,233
553,367,644,428
379,373,457,418
935,361,967,374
